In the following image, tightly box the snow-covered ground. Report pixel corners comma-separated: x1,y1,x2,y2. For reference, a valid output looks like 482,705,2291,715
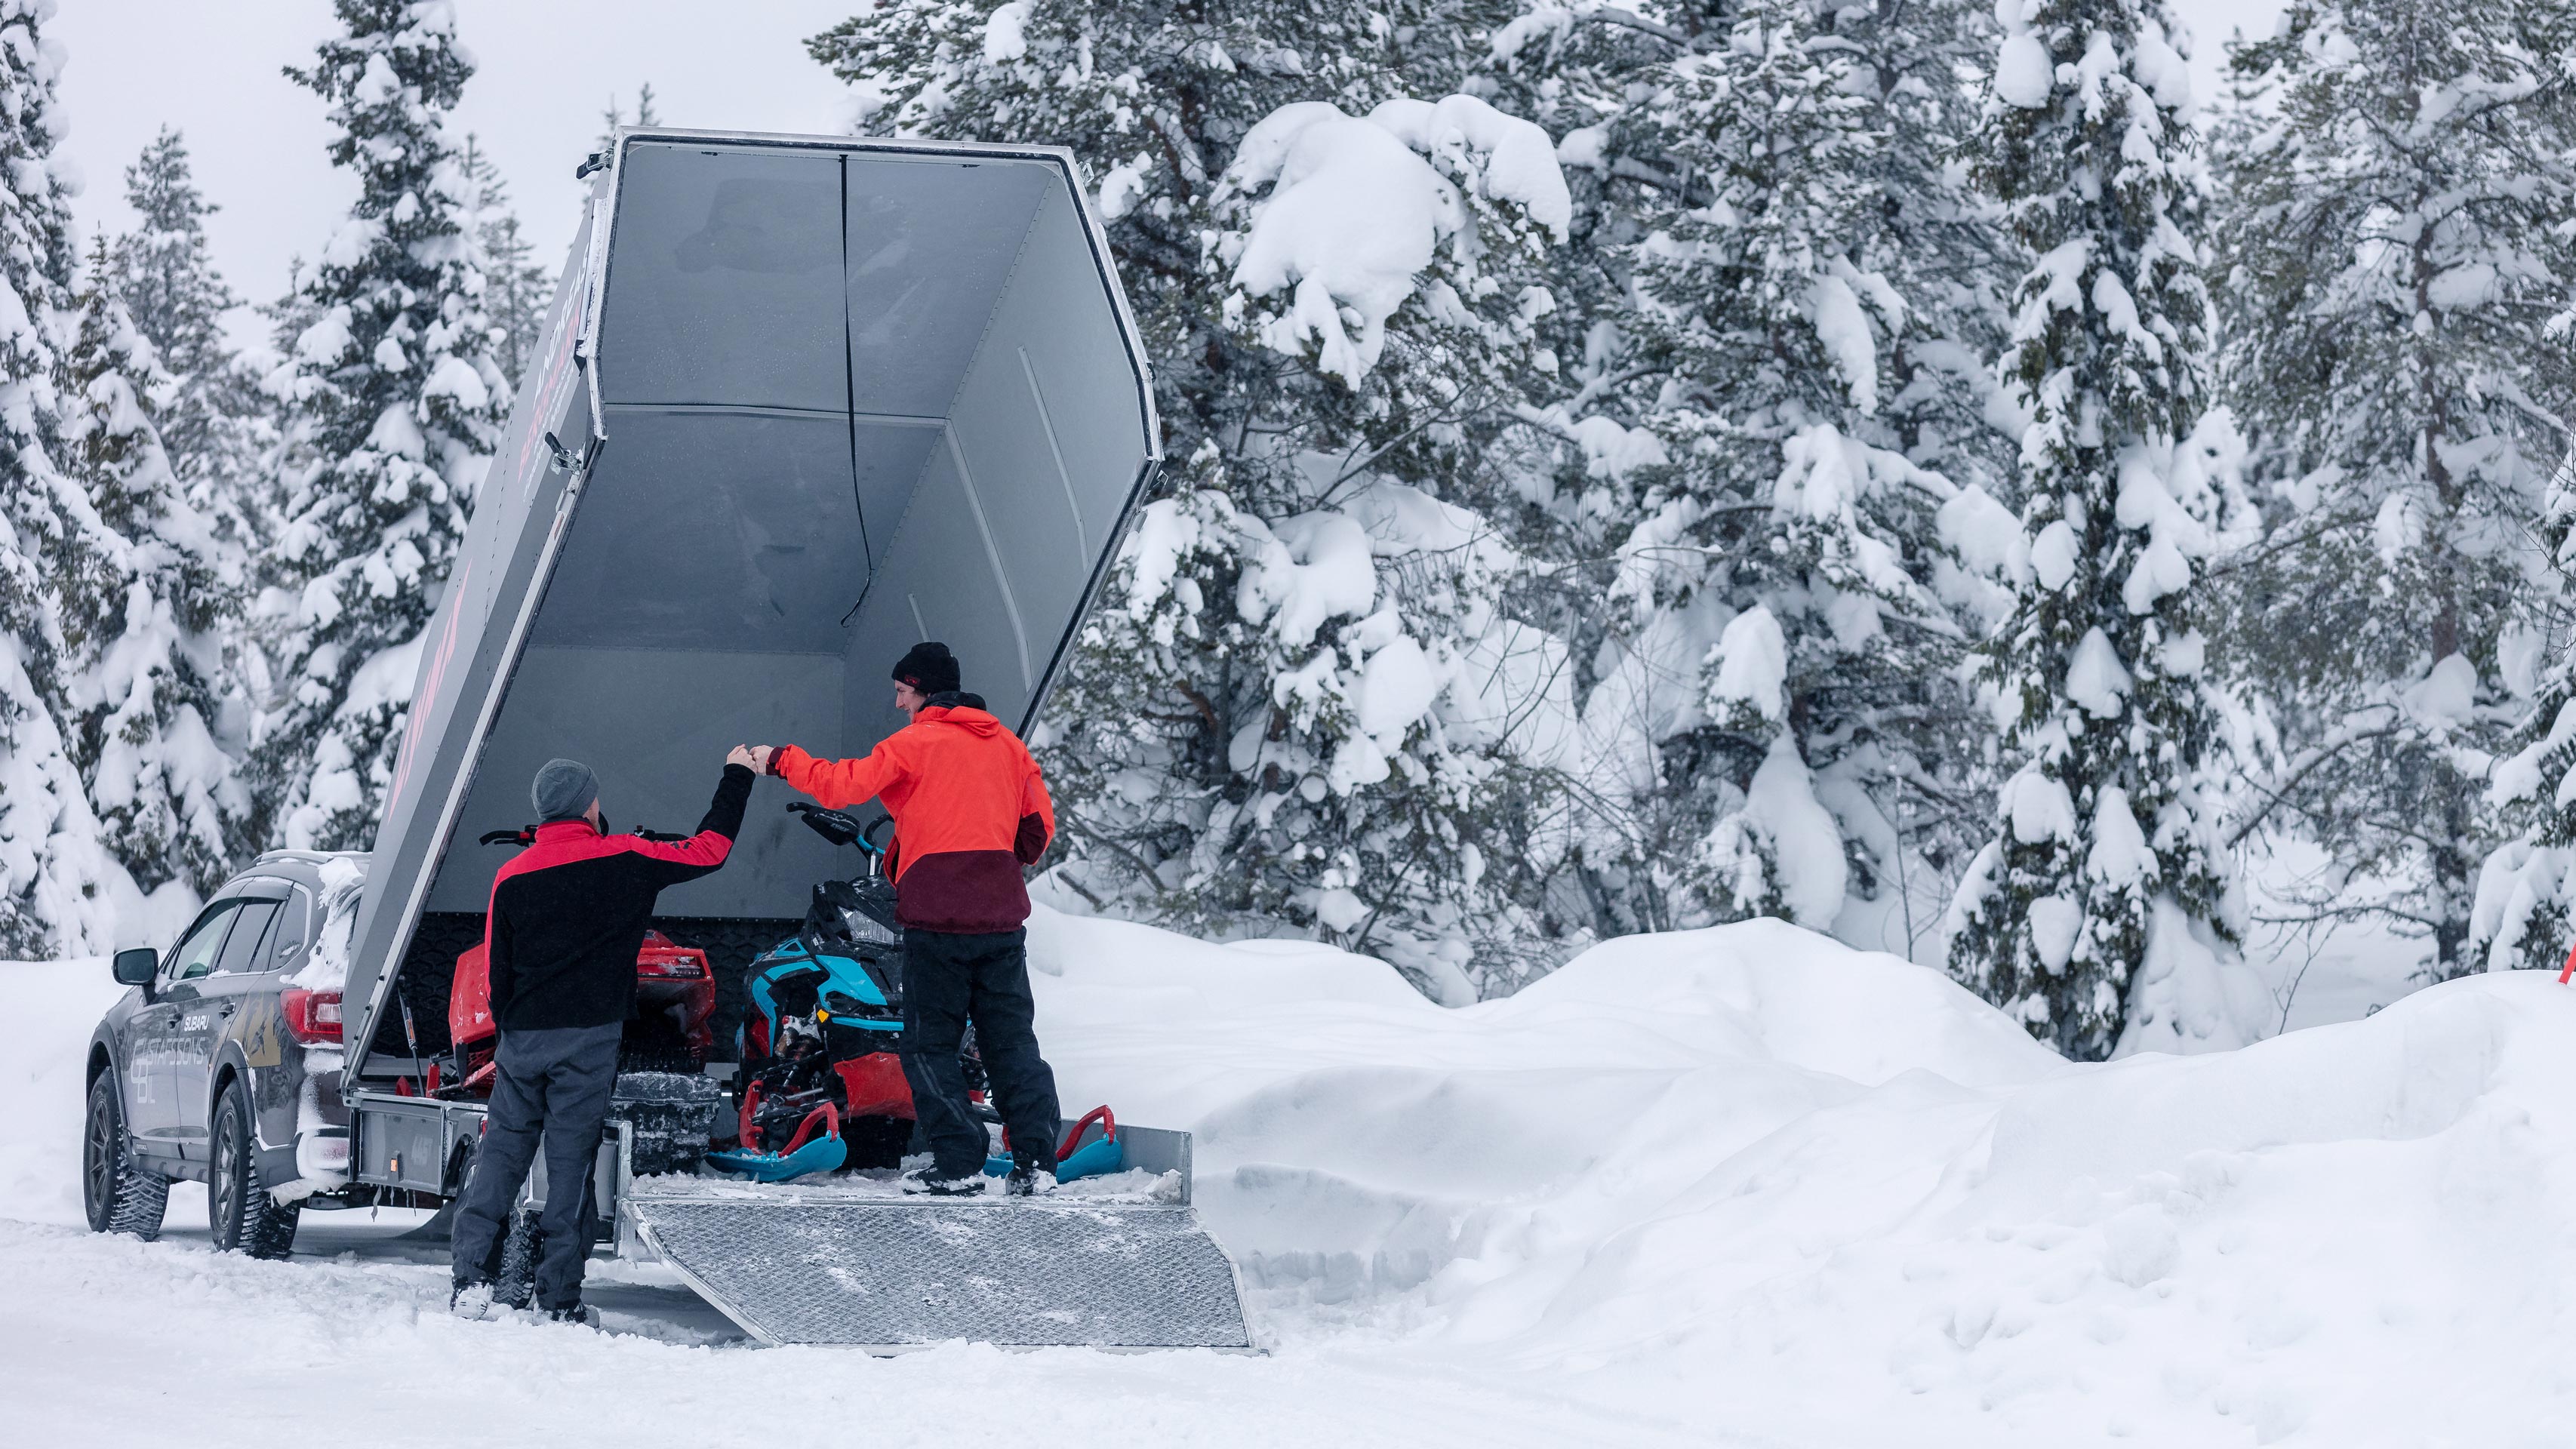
7,909,2572,1446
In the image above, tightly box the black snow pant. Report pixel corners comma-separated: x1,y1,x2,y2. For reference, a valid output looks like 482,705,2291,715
450,1022,620,1310
900,928,1060,1179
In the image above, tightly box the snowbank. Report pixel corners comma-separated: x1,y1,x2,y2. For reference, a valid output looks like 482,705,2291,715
1028,911,2576,1444
0,955,128,1226
11,912,2576,1444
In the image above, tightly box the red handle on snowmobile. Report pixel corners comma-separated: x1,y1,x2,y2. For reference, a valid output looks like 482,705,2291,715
781,1103,839,1155
737,1081,764,1150
1058,1105,1116,1161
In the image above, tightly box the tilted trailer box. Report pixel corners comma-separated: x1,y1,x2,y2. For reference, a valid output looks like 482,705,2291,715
325,127,1251,1349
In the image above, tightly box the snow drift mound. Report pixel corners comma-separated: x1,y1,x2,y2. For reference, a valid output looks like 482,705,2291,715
1029,909,2576,1447
1,956,128,1227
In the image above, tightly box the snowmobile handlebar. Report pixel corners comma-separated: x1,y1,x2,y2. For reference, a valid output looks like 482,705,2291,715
789,801,891,857
478,825,691,848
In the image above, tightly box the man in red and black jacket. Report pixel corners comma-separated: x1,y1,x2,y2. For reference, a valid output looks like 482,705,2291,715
749,641,1060,1196
451,749,754,1321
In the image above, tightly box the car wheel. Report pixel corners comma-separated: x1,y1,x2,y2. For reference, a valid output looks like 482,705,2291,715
83,1073,168,1240
210,1080,300,1260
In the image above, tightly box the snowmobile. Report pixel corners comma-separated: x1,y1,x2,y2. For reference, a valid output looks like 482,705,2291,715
709,802,1125,1184
712,803,953,1179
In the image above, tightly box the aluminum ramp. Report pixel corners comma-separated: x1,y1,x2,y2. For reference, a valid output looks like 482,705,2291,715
626,1188,1254,1349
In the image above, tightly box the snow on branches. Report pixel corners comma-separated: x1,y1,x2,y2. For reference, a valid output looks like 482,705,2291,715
1510,0,2021,948
1214,94,1568,385
59,240,243,900
254,0,506,853
2214,0,2576,980
0,0,160,957
1945,0,2262,1060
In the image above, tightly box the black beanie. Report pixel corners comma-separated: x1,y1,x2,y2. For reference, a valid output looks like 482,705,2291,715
893,641,961,694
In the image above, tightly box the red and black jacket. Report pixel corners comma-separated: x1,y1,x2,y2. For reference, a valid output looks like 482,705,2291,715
483,764,752,1032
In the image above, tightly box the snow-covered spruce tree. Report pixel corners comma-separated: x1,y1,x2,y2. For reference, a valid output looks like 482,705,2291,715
106,130,260,524
254,0,506,852
1482,0,2023,953
2473,451,2576,973
2211,0,2576,978
0,0,145,955
106,128,264,835
811,3,1592,998
460,135,551,390
1943,0,2256,1059
58,238,243,898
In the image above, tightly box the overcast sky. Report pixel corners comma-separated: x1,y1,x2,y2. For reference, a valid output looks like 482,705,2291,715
51,0,2283,355
53,0,857,351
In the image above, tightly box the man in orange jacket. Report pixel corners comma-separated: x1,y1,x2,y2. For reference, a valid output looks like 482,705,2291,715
747,642,1060,1195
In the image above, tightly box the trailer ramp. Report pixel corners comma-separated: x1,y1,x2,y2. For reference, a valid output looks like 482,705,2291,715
625,1186,1254,1350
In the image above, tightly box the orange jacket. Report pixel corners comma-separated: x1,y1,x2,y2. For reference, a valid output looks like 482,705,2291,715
772,705,1054,932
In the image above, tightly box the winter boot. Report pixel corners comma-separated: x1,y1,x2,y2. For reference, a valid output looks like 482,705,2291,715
543,1301,600,1328
1004,1164,1056,1198
899,1165,987,1196
450,1279,501,1321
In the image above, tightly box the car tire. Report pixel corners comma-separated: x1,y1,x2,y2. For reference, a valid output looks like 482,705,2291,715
210,1080,300,1260
83,1072,168,1240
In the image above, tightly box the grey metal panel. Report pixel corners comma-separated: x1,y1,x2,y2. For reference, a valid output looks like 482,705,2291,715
843,153,1052,421
600,143,848,412
943,350,1097,678
532,408,873,655
846,435,1042,723
1112,1124,1194,1204
849,415,946,571
844,184,1158,742
422,646,848,918
968,183,1158,565
349,1091,484,1192
936,182,1159,722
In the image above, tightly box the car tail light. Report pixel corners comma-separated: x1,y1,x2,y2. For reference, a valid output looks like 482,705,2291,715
282,989,343,1044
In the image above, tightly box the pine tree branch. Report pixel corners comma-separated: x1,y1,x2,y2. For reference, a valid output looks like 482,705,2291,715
1057,811,1172,895
2196,509,2374,582
1578,7,1693,48
2226,715,2409,849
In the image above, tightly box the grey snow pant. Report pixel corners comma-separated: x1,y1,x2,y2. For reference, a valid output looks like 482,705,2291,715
449,1022,621,1310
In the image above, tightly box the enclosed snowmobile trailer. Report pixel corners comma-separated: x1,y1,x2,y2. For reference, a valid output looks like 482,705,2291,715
328,128,1251,1349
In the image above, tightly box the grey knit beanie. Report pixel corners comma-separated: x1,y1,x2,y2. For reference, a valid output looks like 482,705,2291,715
532,758,599,823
